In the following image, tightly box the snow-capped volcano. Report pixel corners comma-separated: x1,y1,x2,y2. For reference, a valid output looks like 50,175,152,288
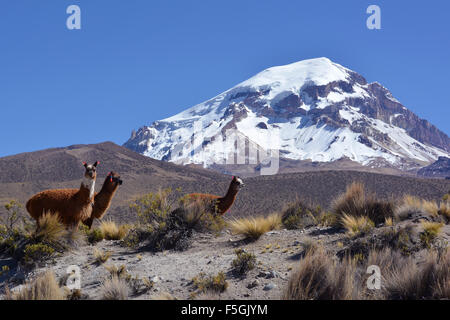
124,58,450,172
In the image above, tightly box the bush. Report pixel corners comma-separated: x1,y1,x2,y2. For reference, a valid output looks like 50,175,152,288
333,182,394,225
383,250,450,299
231,249,256,276
104,264,131,281
420,222,443,248
342,224,420,259
229,213,281,241
5,270,65,300
22,243,56,266
86,228,105,244
1,207,82,268
281,201,321,229
192,272,228,294
34,213,66,244
395,195,449,223
99,221,130,240
124,189,226,252
283,246,357,300
100,275,129,300
341,214,374,238
129,276,154,296
130,188,176,225
93,248,112,265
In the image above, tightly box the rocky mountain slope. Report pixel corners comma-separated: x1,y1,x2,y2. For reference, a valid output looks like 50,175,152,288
124,58,450,174
418,156,450,178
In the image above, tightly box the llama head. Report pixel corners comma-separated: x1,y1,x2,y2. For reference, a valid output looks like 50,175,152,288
104,171,123,192
83,161,100,180
231,176,245,191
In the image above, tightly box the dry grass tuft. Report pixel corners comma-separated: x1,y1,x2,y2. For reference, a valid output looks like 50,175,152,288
283,246,357,300
384,250,450,299
395,195,449,223
281,200,321,229
99,220,129,240
341,214,374,237
192,272,228,294
5,270,65,300
100,275,129,300
34,212,67,243
333,182,393,225
229,213,281,240
420,221,444,248
93,248,112,265
385,217,394,227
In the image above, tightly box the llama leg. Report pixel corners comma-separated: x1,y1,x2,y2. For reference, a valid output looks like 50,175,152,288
83,216,94,229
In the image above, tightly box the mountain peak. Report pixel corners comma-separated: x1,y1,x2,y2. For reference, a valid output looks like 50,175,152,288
125,58,450,174
236,57,351,93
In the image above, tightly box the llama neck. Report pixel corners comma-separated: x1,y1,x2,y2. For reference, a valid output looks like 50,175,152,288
81,177,96,200
222,184,239,206
93,186,117,218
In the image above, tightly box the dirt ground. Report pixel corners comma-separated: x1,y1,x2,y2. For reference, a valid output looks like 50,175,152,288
1,217,449,300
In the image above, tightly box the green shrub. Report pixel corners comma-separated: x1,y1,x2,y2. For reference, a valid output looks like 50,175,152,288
281,201,321,230
420,222,443,248
22,243,56,266
124,190,225,252
231,249,256,276
192,272,228,294
130,188,176,225
87,228,105,244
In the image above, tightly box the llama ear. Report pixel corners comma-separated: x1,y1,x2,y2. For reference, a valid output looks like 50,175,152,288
83,162,87,168
93,161,100,167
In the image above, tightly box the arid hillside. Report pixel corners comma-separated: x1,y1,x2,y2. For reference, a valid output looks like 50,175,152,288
0,142,449,223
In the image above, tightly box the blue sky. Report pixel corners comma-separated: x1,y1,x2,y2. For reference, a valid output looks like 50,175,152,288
1,0,449,157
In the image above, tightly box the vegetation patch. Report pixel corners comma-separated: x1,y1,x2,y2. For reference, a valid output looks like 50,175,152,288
123,189,226,252
341,214,374,238
281,201,321,229
191,271,228,294
333,182,394,225
231,249,256,276
5,270,65,300
420,221,444,248
100,275,129,300
1,202,82,268
229,213,281,241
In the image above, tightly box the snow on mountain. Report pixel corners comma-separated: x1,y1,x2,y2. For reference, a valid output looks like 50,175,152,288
124,58,450,172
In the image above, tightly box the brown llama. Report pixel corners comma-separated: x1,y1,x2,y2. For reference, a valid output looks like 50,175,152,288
185,176,245,215
26,161,100,228
82,172,123,229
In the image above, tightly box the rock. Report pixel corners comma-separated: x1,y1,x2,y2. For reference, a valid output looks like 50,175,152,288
151,276,161,283
247,280,259,289
263,283,276,291
268,271,279,278
257,271,268,278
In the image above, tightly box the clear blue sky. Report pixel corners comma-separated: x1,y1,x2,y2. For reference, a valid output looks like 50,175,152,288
1,0,449,157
